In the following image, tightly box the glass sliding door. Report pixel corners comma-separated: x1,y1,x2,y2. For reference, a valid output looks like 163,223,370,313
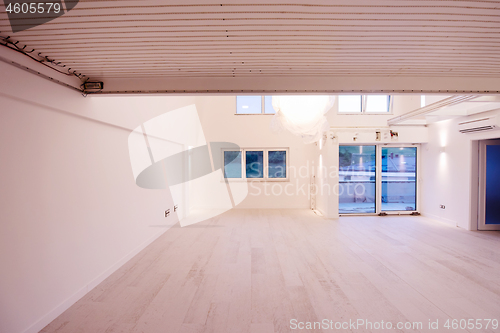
381,147,417,212
339,145,376,214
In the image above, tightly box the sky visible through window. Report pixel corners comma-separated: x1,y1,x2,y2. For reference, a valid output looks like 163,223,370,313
338,95,362,113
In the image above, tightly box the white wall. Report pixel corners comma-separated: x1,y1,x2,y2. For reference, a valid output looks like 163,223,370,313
311,95,426,218
314,136,339,218
328,94,421,127
421,109,500,229
195,96,313,209
0,61,197,333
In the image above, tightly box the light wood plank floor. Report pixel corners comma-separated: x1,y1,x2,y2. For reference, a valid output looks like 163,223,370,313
42,210,500,333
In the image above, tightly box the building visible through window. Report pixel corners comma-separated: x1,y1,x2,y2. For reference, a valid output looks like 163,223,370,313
236,96,276,114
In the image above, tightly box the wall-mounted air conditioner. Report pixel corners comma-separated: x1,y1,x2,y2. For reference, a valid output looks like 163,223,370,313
458,116,500,134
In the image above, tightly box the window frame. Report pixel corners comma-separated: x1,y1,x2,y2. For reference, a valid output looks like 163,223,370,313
338,143,420,216
338,95,393,115
221,147,289,182
235,96,275,115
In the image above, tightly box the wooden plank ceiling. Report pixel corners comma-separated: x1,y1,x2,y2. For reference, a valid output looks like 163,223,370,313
1,0,500,93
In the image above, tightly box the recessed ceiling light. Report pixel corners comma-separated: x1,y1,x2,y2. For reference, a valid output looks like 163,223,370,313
242,105,249,109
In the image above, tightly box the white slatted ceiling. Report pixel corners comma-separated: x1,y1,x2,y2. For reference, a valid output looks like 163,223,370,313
1,0,500,80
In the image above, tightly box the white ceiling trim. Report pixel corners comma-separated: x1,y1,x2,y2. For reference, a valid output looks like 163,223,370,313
1,0,500,93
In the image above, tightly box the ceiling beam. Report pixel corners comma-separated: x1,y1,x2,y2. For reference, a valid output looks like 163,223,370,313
95,77,500,95
387,95,479,125
0,44,83,92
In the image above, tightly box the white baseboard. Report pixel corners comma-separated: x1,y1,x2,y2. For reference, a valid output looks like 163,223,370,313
421,212,458,228
22,226,172,333
316,208,327,217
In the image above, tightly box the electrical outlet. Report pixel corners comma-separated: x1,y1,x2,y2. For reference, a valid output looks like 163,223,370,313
440,205,446,209
165,209,170,217
174,204,178,212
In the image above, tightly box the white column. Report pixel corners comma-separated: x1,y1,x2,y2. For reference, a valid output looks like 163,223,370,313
315,134,339,219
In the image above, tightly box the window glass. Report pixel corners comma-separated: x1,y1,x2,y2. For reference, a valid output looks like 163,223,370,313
236,96,262,114
338,95,362,113
224,151,242,178
246,151,264,178
381,147,417,211
268,151,286,178
339,145,376,214
485,145,500,224
264,96,275,114
365,95,390,113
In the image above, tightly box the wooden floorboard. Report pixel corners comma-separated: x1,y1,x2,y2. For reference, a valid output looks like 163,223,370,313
41,210,500,333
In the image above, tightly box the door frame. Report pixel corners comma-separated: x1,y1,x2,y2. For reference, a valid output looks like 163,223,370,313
477,139,500,230
379,144,420,215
